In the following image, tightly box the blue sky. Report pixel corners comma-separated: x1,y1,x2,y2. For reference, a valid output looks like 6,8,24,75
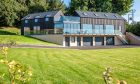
63,0,140,22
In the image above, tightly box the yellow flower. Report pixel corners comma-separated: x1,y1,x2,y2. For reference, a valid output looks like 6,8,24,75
2,46,8,51
28,71,32,76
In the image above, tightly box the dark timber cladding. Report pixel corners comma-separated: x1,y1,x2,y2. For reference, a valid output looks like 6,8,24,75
21,11,63,35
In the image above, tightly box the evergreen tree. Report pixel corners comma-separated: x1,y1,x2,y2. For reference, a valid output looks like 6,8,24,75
112,0,134,15
69,0,134,15
0,0,19,26
48,0,66,12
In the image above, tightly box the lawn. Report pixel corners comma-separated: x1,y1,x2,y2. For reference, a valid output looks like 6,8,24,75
0,35,58,45
0,27,58,46
0,47,140,84
0,27,20,35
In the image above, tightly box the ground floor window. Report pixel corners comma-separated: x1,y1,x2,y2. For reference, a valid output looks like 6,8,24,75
33,26,40,34
24,27,30,35
65,37,70,46
106,37,114,45
95,37,104,46
83,37,93,46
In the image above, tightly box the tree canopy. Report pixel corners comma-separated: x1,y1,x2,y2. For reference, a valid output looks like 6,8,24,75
69,0,134,15
0,0,134,26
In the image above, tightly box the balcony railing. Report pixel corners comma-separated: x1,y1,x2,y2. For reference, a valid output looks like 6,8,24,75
63,29,122,35
24,29,122,35
62,16,80,22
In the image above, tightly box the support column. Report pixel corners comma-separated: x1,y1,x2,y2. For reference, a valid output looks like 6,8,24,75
75,36,77,46
63,36,65,47
104,36,106,46
81,37,83,46
93,37,95,46
70,36,71,46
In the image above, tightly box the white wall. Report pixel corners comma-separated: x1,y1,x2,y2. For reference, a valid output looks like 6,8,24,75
31,35,63,45
114,36,123,45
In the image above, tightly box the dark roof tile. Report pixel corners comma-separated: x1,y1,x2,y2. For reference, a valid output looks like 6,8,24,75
75,10,125,20
22,11,60,20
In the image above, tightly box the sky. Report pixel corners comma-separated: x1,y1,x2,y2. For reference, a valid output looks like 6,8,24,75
63,0,140,22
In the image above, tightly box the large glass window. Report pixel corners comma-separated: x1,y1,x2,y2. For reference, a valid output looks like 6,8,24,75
105,25,114,34
64,23,71,34
82,24,92,34
24,27,30,35
54,23,63,34
94,25,104,34
33,26,40,34
106,37,114,45
64,23,80,34
55,23,63,28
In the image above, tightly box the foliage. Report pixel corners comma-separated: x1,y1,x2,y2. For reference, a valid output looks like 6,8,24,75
126,22,140,36
0,0,65,26
103,68,127,84
69,0,134,15
103,67,113,84
0,46,32,84
48,0,66,13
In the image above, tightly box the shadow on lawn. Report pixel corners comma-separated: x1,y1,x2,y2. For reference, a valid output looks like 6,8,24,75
0,30,17,35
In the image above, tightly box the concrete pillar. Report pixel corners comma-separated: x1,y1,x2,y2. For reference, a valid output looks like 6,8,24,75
75,36,77,46
104,36,106,46
81,37,83,46
93,37,95,46
70,36,71,46
63,36,65,47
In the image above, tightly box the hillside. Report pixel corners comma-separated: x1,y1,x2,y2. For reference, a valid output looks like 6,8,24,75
0,27,58,46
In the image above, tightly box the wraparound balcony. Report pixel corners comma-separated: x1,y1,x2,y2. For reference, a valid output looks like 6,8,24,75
63,29,122,35
24,28,122,36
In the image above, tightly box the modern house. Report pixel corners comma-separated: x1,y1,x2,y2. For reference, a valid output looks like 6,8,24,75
21,10,128,47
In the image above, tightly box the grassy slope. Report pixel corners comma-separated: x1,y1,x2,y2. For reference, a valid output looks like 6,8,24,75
0,35,58,45
0,27,58,45
0,48,140,84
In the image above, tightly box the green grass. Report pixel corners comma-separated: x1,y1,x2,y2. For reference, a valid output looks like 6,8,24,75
0,35,58,45
0,48,140,84
0,27,58,45
0,27,20,35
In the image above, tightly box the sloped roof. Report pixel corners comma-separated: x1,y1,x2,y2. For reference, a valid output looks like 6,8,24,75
22,11,60,20
75,10,125,20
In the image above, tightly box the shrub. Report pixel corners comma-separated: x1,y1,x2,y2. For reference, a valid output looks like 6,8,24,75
0,46,33,84
126,22,140,36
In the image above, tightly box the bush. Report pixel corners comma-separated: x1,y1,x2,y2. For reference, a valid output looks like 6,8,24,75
126,22,140,36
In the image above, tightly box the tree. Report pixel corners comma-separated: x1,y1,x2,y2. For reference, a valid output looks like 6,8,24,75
69,0,134,15
0,0,28,26
28,0,49,13
48,0,66,12
112,0,134,15
0,0,18,26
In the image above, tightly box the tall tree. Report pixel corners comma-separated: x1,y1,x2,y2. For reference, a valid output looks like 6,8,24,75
112,0,134,15
28,0,49,13
0,0,23,26
48,0,66,12
69,0,134,15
